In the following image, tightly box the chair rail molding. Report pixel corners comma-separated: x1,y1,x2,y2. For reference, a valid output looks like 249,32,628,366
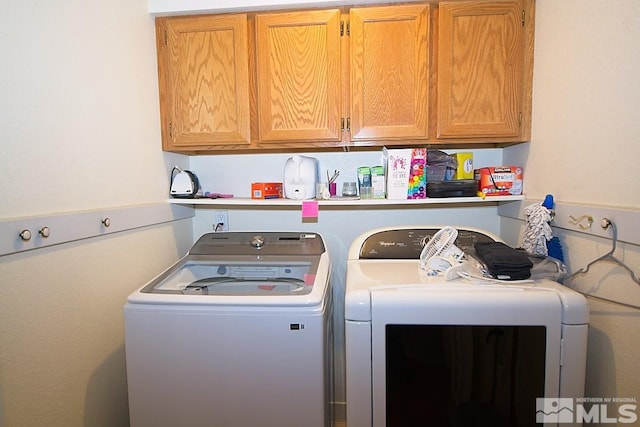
498,199,640,246
1,203,194,257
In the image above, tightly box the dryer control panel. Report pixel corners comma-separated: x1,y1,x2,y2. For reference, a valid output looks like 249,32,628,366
358,228,497,259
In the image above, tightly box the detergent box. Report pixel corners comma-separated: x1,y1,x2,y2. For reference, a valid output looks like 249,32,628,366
383,147,426,199
475,166,523,196
251,182,283,199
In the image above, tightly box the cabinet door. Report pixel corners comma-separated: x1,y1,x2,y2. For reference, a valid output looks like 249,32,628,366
350,4,430,142
158,14,250,150
437,1,525,139
256,10,342,144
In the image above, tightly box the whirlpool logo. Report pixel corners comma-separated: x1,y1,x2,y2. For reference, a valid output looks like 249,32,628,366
536,398,638,424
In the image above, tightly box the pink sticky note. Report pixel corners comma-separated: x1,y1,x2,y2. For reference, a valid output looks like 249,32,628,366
301,200,319,218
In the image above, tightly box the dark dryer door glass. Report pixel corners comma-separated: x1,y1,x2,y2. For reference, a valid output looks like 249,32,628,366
385,325,546,427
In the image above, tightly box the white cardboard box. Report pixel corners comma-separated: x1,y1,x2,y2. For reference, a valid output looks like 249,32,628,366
383,148,426,199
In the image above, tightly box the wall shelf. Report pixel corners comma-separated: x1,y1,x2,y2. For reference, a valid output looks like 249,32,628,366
169,195,524,208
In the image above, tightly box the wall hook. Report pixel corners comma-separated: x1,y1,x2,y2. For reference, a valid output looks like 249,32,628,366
568,214,593,230
39,226,50,238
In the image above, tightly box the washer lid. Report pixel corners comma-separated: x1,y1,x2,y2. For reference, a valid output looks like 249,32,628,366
128,232,330,306
142,258,317,296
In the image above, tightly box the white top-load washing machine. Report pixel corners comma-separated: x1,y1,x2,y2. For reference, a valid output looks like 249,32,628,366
125,232,332,427
345,226,589,427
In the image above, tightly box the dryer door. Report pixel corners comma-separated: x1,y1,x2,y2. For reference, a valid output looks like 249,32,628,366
369,284,562,427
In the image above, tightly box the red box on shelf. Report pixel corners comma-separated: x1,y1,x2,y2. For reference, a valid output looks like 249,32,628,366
475,166,523,196
251,182,283,199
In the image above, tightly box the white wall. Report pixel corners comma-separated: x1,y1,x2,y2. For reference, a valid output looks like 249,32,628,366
505,0,640,208
2,0,639,425
0,1,192,426
503,0,640,409
0,225,192,427
0,1,186,217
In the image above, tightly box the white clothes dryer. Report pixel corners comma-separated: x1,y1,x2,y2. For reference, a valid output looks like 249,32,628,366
125,232,332,427
345,226,588,427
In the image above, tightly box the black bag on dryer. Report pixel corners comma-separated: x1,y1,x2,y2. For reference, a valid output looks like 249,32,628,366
474,242,533,280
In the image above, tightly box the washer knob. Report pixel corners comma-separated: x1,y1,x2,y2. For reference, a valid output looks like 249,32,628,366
250,235,265,248
19,229,32,241
39,227,50,238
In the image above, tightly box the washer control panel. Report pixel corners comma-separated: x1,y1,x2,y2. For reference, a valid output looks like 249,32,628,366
189,232,325,256
250,235,265,248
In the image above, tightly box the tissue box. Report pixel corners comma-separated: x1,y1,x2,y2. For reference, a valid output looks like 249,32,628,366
251,182,283,199
383,148,426,199
475,166,523,196
453,152,474,179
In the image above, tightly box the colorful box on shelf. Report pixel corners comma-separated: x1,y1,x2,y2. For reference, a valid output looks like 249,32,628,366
251,182,283,199
475,166,523,196
383,148,426,199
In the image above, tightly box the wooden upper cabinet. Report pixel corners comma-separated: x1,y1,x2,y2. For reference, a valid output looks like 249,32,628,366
153,1,535,153
437,0,530,140
256,10,342,145
350,4,430,142
157,14,251,150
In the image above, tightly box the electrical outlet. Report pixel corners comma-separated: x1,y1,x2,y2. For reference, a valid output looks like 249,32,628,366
214,210,229,231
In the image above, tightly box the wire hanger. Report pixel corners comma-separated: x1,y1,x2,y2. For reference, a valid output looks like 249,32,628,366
568,214,593,230
565,218,640,285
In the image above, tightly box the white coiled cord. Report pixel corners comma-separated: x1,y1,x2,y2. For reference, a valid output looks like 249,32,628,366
522,202,553,256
